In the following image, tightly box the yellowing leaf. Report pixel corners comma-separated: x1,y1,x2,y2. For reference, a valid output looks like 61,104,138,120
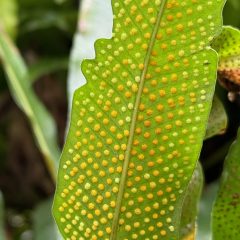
53,0,225,239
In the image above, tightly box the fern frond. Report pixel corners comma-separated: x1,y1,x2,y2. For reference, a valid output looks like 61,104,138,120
53,0,225,239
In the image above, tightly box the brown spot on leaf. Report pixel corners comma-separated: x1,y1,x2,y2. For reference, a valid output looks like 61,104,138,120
218,69,240,92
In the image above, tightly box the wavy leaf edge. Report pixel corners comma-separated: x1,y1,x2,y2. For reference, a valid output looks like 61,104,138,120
53,0,226,239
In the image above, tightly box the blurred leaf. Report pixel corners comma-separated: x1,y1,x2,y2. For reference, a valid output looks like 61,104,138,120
20,10,77,35
0,192,6,240
29,58,69,83
33,198,62,240
0,28,60,181
180,163,204,240
67,0,113,104
16,0,77,57
223,0,240,28
197,182,219,240
205,95,228,140
228,0,240,8
212,128,240,240
0,0,18,38
18,0,74,10
18,0,77,36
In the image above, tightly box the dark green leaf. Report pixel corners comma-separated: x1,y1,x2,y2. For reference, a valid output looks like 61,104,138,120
223,1,240,28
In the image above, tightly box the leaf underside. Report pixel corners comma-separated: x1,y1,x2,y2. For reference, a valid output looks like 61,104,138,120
212,128,240,240
53,0,225,239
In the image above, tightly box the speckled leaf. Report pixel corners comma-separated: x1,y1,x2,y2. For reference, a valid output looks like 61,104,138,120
212,26,240,93
205,95,228,140
180,163,203,240
53,0,225,239
212,128,240,240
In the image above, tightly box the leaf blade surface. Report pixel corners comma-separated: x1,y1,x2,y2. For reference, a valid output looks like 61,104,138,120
54,0,225,239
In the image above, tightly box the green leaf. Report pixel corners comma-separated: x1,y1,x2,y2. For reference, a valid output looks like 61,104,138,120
0,192,6,240
33,198,62,240
212,128,240,240
214,25,240,60
53,0,225,239
68,0,113,104
0,29,60,181
211,26,240,93
180,163,203,240
205,95,228,140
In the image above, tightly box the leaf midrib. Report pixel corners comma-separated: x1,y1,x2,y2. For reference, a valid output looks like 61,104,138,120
110,1,167,239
